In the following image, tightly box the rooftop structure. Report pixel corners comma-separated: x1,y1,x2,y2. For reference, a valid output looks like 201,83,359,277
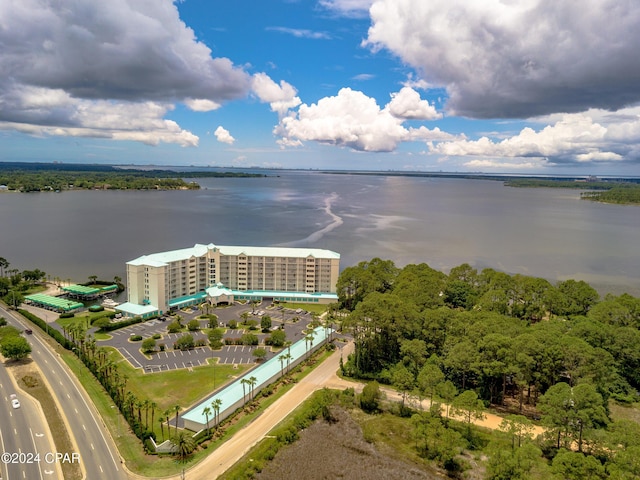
25,293,84,312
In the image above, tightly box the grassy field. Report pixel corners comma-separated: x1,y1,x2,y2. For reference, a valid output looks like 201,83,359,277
102,346,247,414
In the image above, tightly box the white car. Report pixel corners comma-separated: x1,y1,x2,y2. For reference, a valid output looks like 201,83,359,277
10,394,20,409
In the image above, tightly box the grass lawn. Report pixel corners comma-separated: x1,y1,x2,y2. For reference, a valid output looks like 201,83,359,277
103,346,248,414
278,302,328,315
609,400,640,424
57,311,112,330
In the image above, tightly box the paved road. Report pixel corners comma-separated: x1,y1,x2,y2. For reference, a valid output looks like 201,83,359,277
0,361,62,480
0,304,127,480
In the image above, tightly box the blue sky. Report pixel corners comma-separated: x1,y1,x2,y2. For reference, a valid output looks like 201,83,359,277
2,0,640,174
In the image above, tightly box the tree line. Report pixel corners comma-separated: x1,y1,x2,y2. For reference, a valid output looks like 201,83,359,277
0,162,265,192
332,258,640,478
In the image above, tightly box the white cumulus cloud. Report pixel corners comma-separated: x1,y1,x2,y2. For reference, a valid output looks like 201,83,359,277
275,87,453,152
214,126,235,145
251,73,302,116
388,87,441,120
430,107,640,166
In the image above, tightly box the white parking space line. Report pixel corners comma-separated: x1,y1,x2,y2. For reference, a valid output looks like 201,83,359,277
119,348,143,368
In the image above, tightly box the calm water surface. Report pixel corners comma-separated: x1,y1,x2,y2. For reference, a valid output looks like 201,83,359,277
1,172,638,295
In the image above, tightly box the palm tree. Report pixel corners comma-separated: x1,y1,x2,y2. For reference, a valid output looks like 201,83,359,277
241,378,249,405
284,352,292,374
249,377,258,401
305,332,315,361
202,407,211,434
174,405,181,436
88,275,98,285
0,257,8,277
149,402,157,435
142,399,150,430
171,431,196,461
279,354,286,376
211,399,222,430
163,408,173,438
159,415,166,441
114,275,122,285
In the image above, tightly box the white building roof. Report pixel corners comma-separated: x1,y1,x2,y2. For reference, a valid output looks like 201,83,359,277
127,243,339,267
116,302,159,316
213,244,340,259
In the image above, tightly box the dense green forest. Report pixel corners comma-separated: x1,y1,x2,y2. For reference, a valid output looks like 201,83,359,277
0,162,264,192
581,186,640,205
505,178,640,205
333,259,640,478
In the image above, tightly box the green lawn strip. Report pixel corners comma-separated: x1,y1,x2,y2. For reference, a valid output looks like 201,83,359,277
12,365,82,480
278,302,328,315
57,311,109,329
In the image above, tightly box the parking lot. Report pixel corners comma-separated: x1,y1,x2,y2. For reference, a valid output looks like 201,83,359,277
98,301,316,373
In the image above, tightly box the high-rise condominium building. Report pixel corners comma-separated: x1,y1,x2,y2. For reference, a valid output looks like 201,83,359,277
124,243,340,315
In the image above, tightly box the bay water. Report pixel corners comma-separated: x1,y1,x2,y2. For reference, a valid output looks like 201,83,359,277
1,171,638,296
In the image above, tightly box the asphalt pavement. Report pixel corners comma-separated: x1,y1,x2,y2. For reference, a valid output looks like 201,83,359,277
0,304,127,480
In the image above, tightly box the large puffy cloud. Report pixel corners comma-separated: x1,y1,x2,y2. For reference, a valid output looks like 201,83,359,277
0,86,198,146
364,0,640,118
0,0,251,146
388,87,441,120
275,87,452,151
251,73,302,116
430,107,640,166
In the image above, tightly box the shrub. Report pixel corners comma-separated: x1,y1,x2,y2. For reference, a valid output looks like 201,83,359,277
142,337,156,353
207,315,219,328
175,334,195,351
360,381,381,413
253,347,267,361
195,339,206,347
270,329,286,347
152,333,161,340
159,343,165,352
241,333,259,346
187,319,200,331
60,312,75,318
167,321,182,333
228,319,237,329
130,334,143,341
93,317,111,330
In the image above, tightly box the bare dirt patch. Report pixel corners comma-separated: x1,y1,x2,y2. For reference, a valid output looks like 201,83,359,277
256,407,440,480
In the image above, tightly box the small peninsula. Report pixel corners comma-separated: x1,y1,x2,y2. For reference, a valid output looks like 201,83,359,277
0,162,265,192
504,178,640,205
